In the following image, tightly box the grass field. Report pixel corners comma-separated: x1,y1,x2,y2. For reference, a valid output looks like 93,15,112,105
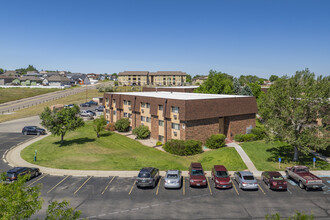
21,122,247,171
241,141,330,171
0,88,60,104
0,89,104,123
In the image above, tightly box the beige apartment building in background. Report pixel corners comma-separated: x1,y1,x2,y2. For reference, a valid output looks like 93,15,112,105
118,71,187,86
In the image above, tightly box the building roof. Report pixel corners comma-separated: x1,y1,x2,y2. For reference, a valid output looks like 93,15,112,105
150,71,186,76
118,71,149,76
20,76,42,81
109,91,250,101
48,75,71,82
3,71,20,77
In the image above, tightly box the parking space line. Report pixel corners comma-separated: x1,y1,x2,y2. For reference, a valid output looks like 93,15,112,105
74,176,92,195
101,176,116,195
183,177,185,195
128,180,135,195
258,184,266,195
27,174,49,187
207,177,213,195
47,176,69,194
231,178,239,195
156,177,162,195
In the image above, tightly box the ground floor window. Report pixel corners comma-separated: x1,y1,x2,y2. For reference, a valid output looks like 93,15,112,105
158,135,164,142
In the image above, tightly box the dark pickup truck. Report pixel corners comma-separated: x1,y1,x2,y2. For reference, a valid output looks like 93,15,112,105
285,166,323,190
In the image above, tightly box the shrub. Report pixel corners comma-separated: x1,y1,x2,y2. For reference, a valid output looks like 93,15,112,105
184,140,203,155
105,122,116,131
251,127,266,140
115,118,130,132
163,140,186,156
132,125,150,139
156,141,163,146
234,133,257,142
205,134,226,149
164,139,202,156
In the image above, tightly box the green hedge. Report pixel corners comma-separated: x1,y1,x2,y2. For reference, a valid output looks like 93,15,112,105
115,118,130,132
251,127,266,140
205,134,226,149
234,133,257,142
163,139,202,156
132,125,150,139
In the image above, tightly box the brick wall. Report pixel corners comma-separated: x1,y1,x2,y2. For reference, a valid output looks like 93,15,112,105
185,118,219,143
226,114,256,139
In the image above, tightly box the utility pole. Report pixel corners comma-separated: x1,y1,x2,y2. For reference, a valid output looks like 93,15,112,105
85,84,88,102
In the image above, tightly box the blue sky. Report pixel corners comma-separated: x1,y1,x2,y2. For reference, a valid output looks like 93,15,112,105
0,0,329,78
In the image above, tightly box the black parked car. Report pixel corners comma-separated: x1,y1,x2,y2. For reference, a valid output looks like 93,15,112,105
6,167,41,182
80,103,91,107
86,100,98,106
136,167,160,188
95,105,104,112
22,126,46,135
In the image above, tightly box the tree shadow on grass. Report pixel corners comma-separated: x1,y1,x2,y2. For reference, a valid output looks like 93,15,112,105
54,137,96,147
266,143,329,168
99,131,113,138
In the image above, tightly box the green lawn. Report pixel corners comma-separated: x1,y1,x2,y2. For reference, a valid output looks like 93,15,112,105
241,141,330,171
0,88,60,104
21,122,247,171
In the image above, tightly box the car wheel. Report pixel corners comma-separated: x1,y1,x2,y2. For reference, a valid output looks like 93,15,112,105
299,181,304,189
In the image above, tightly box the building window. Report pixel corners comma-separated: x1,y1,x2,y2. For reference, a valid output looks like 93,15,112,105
124,100,127,105
146,117,151,123
127,100,131,106
141,102,145,108
158,105,163,111
124,112,128,117
173,131,177,137
106,109,110,114
146,103,150,108
159,120,164,126
113,99,116,104
128,113,132,118
141,116,146,122
158,135,164,142
171,123,180,130
171,106,179,113
113,110,116,115
106,98,109,103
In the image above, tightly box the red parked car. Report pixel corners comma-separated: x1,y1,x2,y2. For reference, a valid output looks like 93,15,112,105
211,165,232,189
189,163,207,187
261,171,287,190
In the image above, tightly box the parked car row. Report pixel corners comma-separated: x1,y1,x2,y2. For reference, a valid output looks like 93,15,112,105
136,164,324,191
80,100,98,107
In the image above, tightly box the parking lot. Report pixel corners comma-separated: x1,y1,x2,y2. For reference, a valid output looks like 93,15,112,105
28,174,330,219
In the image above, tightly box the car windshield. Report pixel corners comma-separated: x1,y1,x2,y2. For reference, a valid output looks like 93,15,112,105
216,171,229,178
167,174,178,179
272,176,284,180
138,173,150,178
243,175,255,180
296,168,309,173
6,173,15,178
191,169,204,175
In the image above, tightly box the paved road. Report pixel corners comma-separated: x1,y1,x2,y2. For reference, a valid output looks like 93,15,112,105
27,174,330,219
0,85,96,114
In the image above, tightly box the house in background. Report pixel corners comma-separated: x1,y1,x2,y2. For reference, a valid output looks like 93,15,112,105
71,74,91,85
192,76,208,85
19,76,43,86
0,76,16,85
47,75,71,87
25,71,43,78
2,71,20,78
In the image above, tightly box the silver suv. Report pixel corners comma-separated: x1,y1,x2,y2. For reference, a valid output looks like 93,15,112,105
80,110,93,117
136,167,159,188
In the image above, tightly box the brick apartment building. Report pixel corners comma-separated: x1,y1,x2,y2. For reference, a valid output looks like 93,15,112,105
104,92,258,143
118,71,187,86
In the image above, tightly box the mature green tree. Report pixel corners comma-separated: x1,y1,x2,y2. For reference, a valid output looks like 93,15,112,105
194,70,233,94
186,74,192,83
112,73,118,77
192,74,202,79
0,68,4,74
40,105,84,145
240,85,253,96
269,75,279,82
0,174,81,219
258,69,329,161
16,65,38,75
233,78,241,95
0,175,42,219
248,82,262,99
93,116,107,138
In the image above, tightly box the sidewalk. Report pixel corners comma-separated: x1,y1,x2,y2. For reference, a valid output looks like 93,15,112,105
5,134,330,177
